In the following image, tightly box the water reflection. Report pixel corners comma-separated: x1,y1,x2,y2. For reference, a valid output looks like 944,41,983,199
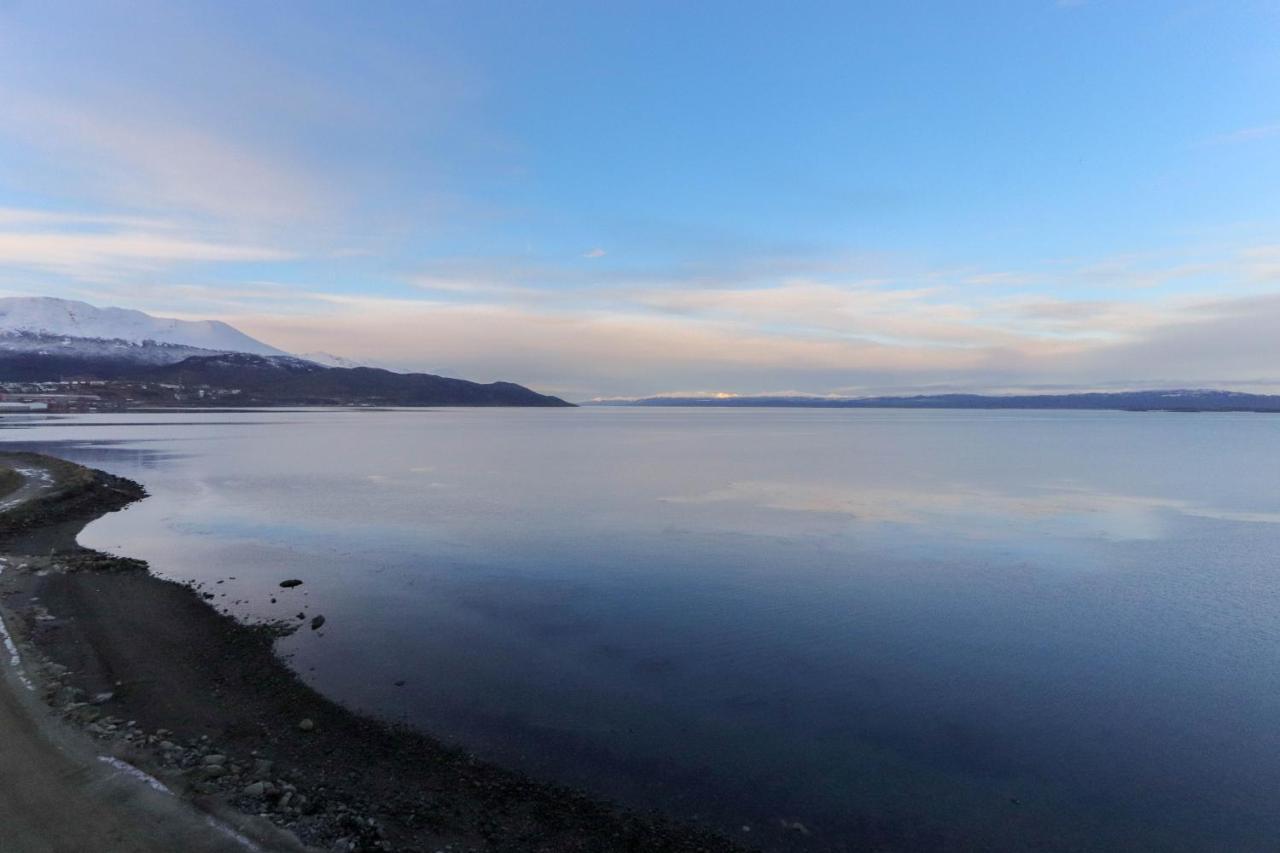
666,479,1280,540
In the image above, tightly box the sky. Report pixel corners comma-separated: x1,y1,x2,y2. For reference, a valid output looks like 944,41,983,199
1,0,1278,401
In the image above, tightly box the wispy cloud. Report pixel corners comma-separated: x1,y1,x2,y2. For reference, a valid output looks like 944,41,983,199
408,275,530,297
1200,122,1280,147
0,208,172,230
582,248,607,258
0,95,329,224
0,207,291,280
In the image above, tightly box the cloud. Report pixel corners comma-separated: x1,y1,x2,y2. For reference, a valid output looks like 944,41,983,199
0,207,292,280
1238,245,1280,283
229,294,1000,396
0,2,501,237
0,208,170,229
409,275,529,297
0,96,328,223
1070,292,1280,382
1202,123,1280,146
582,248,607,258
207,298,1070,399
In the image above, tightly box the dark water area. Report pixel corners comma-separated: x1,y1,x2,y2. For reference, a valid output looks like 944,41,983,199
5,407,1280,851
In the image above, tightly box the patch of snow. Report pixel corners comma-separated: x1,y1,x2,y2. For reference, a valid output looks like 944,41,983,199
298,351,366,369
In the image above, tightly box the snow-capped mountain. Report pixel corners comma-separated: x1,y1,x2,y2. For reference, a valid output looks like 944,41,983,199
0,296,570,407
0,297,287,356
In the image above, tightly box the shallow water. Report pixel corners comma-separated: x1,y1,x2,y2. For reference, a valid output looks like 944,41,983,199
5,407,1280,851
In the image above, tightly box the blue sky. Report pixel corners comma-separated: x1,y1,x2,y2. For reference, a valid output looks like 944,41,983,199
0,0,1278,399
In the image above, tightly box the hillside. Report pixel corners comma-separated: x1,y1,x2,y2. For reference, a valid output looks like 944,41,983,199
0,352,571,408
141,353,571,407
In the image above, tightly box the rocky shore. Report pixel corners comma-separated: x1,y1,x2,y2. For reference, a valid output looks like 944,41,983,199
0,453,752,853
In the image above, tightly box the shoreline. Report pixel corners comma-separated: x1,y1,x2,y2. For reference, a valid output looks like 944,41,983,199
0,452,753,853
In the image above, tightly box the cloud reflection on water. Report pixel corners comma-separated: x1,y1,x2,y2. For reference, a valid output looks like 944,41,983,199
665,481,1280,542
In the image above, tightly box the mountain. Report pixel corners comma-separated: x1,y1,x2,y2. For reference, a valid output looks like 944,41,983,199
0,350,571,407
0,297,571,408
592,390,1280,413
0,295,570,404
0,296,286,357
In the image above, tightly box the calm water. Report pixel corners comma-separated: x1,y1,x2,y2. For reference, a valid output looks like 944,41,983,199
4,408,1280,851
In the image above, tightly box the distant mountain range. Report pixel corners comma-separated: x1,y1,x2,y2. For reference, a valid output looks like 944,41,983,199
592,390,1280,413
0,297,570,408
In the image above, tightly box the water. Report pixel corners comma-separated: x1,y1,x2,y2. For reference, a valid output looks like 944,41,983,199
4,407,1280,851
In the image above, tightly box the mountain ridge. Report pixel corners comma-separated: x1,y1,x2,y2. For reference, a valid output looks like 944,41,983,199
590,390,1280,412
0,351,572,407
0,296,286,356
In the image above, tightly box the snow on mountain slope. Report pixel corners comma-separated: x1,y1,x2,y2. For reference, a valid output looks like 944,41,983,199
0,330,227,365
0,297,287,356
298,351,367,369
